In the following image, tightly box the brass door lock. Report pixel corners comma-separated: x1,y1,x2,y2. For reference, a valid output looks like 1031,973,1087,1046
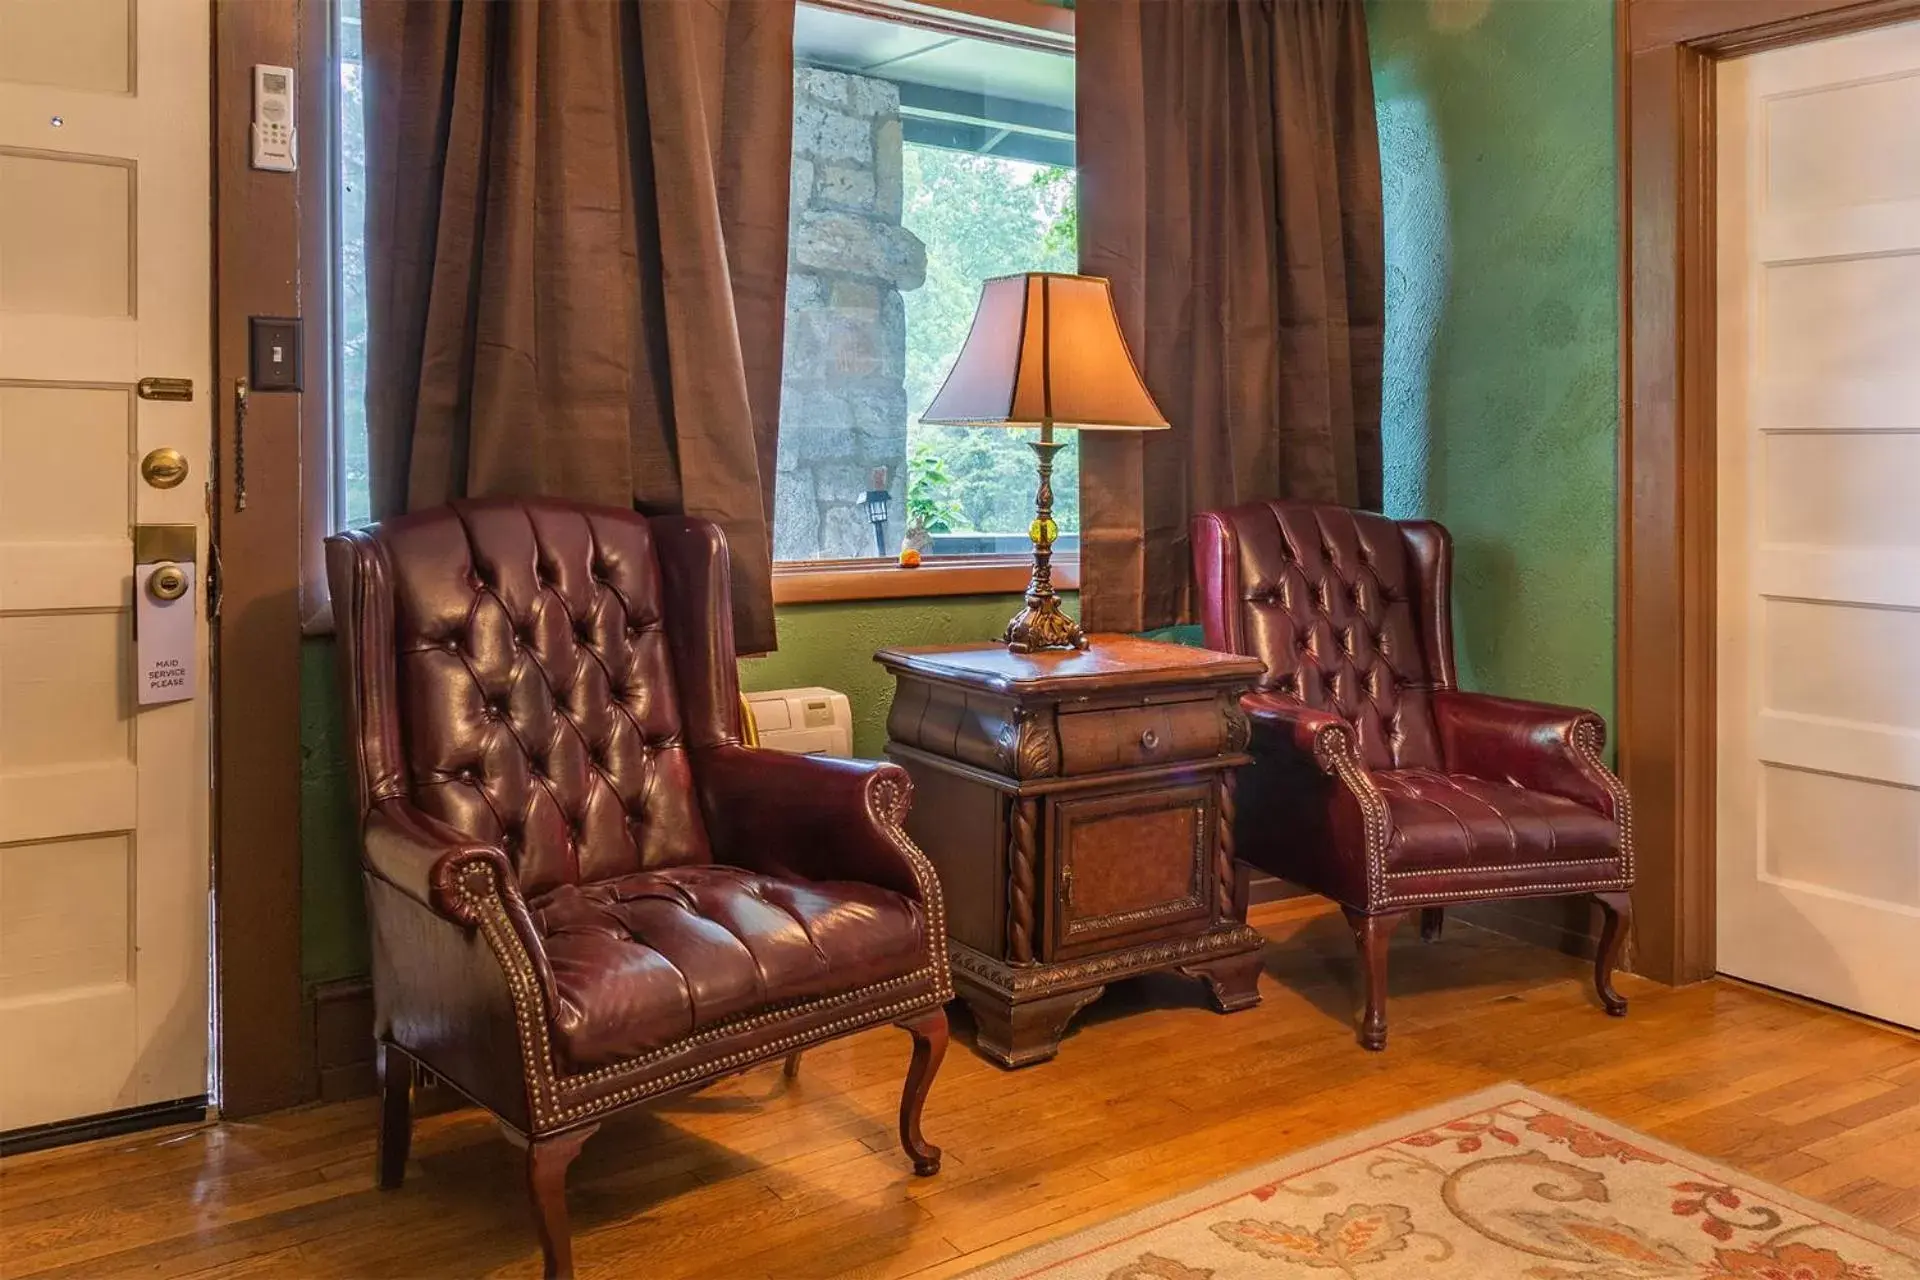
148,563,189,602
141,447,189,489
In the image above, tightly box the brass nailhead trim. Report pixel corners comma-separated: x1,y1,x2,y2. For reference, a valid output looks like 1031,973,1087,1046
1377,876,1632,908
1571,717,1636,884
1314,722,1391,905
1313,714,1635,911
457,768,952,1132
1383,856,1622,879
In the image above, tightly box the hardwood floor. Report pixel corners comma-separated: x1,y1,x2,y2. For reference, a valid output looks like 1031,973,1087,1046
6,898,1920,1279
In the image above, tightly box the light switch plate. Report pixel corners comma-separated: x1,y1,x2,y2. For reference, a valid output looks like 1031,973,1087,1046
249,315,302,391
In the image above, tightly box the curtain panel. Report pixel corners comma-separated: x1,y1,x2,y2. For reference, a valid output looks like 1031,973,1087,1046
1076,0,1385,632
362,0,793,652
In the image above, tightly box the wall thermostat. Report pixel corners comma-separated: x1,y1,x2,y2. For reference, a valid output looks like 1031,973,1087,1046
251,64,297,172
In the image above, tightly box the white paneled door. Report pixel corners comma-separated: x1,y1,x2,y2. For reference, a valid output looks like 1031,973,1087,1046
0,0,212,1128
1717,22,1920,1029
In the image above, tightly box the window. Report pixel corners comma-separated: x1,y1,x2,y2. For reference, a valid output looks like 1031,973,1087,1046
322,0,1074,607
336,0,371,529
775,4,1077,571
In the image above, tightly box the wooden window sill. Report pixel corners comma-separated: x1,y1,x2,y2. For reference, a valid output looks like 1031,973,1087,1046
303,554,1071,631
774,554,1073,605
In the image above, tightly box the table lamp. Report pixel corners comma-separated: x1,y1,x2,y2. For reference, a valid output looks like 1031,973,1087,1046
920,272,1169,653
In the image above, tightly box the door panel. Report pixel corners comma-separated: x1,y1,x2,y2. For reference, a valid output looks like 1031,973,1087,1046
0,0,211,1130
0,152,135,317
0,0,134,95
1717,21,1920,1030
1762,765,1920,908
1047,780,1211,960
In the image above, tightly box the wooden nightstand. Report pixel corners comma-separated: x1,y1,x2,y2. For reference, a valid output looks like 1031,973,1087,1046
875,637,1269,1067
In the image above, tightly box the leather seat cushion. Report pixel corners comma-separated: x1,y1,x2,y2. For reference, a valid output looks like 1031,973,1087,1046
1376,769,1620,875
530,865,925,1070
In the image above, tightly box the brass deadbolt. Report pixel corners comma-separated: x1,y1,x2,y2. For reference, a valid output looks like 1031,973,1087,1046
141,448,189,489
148,564,189,602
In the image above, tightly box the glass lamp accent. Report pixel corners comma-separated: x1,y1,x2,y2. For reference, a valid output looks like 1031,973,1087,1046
921,273,1168,652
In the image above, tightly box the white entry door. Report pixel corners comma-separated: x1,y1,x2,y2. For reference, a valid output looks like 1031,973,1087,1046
1716,21,1920,1029
0,0,213,1129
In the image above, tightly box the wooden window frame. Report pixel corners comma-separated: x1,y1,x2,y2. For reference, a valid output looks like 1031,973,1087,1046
773,0,1076,602
297,0,339,636
296,0,1076,629
775,554,1077,605
297,0,343,636
1617,0,1920,985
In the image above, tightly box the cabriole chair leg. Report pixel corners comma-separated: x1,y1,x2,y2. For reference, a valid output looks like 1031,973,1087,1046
375,1042,412,1191
897,1009,948,1175
1420,907,1444,942
1344,908,1407,1051
503,1122,600,1280
1594,891,1633,1017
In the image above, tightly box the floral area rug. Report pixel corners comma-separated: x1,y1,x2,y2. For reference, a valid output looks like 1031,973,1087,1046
962,1084,1920,1279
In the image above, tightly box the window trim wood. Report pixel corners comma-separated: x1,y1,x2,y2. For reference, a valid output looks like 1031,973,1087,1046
297,0,339,637
805,0,1073,51
774,553,1077,605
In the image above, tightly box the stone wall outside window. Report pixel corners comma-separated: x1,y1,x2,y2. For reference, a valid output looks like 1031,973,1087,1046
775,66,926,562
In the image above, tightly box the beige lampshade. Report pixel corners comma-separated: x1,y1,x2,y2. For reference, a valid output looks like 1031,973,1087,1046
920,273,1169,430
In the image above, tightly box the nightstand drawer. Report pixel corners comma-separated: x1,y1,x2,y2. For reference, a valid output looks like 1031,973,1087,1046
1055,699,1225,775
1048,781,1212,959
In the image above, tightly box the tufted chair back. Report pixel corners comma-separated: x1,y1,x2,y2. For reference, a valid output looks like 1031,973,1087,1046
329,499,738,898
1192,501,1456,772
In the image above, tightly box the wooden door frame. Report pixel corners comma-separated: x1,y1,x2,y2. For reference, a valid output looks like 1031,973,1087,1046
210,0,319,1116
1618,0,1920,984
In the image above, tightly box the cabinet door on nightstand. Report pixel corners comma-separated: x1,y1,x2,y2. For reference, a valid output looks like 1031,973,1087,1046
1046,780,1213,960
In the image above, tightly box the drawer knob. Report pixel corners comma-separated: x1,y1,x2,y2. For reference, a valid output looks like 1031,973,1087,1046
1140,727,1160,751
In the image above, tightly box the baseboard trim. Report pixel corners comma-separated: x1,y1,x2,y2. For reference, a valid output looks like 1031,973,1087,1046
1,1096,210,1158
311,975,376,1102
1453,899,1603,964
1246,872,1304,905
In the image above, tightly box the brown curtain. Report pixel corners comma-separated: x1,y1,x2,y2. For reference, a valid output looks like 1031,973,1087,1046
1077,0,1385,632
362,0,794,652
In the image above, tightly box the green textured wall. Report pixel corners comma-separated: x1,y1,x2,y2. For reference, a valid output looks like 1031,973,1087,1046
302,638,366,983
741,593,1072,757
1371,0,1618,728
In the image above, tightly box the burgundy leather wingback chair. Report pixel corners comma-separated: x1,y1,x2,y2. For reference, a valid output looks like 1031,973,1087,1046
326,499,952,1278
1192,502,1633,1050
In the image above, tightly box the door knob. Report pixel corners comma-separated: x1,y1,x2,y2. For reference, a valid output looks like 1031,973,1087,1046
148,563,189,602
141,447,189,489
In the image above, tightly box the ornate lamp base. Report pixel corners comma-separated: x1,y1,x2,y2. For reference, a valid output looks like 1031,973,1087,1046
1005,593,1087,653
1004,425,1089,654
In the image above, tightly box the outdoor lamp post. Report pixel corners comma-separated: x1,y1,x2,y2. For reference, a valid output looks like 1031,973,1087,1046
864,466,891,557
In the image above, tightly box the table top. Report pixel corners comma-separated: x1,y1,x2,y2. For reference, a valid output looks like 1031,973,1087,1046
873,635,1265,697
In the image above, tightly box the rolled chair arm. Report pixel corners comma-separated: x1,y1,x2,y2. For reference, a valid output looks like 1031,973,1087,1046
363,797,539,931
1242,692,1361,767
1433,690,1619,819
1240,693,1394,903
361,797,565,1129
695,746,926,901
